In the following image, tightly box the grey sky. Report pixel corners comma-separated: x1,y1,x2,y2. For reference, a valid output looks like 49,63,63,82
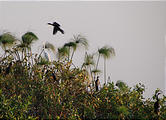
0,1,166,97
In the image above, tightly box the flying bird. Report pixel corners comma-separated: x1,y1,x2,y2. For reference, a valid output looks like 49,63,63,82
48,22,64,35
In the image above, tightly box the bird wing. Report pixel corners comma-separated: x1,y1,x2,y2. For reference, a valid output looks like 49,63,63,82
53,22,60,26
53,27,58,35
48,23,53,26
58,28,64,34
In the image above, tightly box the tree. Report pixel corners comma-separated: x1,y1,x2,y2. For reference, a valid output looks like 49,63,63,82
82,53,95,87
17,32,38,62
57,46,70,61
64,41,76,61
0,32,17,56
58,34,88,63
18,32,38,53
96,46,115,84
70,34,88,61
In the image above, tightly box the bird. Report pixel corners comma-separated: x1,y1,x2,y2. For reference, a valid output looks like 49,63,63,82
154,92,161,115
48,22,64,35
95,76,100,91
42,42,51,62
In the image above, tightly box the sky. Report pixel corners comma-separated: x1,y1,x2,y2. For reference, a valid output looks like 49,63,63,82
0,1,166,97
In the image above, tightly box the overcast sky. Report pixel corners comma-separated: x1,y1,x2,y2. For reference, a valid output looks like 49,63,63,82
0,1,166,97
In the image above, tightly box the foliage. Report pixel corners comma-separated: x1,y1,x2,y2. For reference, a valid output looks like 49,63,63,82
21,32,38,47
0,31,166,119
0,32,17,50
98,46,115,59
44,42,55,52
0,54,166,119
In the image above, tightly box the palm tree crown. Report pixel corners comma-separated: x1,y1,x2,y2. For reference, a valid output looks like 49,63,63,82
0,32,17,51
21,32,38,48
57,46,70,60
96,46,115,85
98,46,115,59
44,42,55,53
73,34,88,49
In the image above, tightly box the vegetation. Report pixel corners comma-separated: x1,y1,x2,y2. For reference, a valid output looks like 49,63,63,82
0,32,166,119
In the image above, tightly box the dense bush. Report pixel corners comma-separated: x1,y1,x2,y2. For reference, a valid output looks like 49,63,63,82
0,32,166,119
0,54,166,119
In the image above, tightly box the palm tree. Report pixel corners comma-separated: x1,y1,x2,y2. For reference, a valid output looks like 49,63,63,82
17,32,38,65
70,34,88,61
62,34,88,62
0,32,17,56
18,32,38,52
64,41,76,61
82,53,95,86
17,32,38,61
82,53,95,70
57,46,70,61
96,46,115,84
20,32,38,49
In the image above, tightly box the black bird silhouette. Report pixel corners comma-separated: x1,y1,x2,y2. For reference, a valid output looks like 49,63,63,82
154,92,161,115
95,76,100,91
48,22,64,35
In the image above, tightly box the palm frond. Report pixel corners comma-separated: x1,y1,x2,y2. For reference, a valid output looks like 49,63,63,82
73,34,88,49
57,46,70,59
37,57,50,65
0,32,17,46
64,41,77,50
22,32,38,46
83,54,95,66
98,46,115,59
44,42,55,52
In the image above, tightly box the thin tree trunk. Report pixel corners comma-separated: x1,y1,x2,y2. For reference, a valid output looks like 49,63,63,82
30,48,34,66
70,49,75,62
89,66,94,87
3,44,7,57
22,48,24,60
95,54,100,81
68,47,70,62
81,51,88,70
96,54,100,70
38,48,44,61
104,58,106,85
58,54,60,61
24,48,26,59
15,50,20,61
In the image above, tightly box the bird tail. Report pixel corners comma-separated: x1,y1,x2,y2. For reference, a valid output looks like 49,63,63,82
59,28,64,34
